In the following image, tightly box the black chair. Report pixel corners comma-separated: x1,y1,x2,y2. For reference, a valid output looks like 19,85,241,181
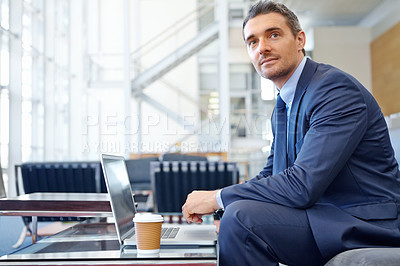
324,248,400,265
15,161,107,222
125,157,159,191
13,161,107,247
20,162,105,193
150,161,238,214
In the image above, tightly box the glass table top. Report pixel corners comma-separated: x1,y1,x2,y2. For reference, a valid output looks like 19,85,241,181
0,222,217,263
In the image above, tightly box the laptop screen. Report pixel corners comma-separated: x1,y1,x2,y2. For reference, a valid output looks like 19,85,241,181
101,154,137,242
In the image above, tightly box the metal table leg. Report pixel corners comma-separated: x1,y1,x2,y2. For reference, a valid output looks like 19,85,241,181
32,216,38,243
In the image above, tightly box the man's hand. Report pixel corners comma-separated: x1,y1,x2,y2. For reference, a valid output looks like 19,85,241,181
182,190,220,224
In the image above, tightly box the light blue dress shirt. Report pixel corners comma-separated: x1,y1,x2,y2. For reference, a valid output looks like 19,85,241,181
216,56,308,209
279,56,307,120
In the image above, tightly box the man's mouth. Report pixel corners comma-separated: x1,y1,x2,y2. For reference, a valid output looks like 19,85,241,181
260,57,278,66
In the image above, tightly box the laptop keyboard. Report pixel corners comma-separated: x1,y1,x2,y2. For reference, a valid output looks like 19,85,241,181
161,227,180,239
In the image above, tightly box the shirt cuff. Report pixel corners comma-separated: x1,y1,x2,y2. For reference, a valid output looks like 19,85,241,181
216,189,224,209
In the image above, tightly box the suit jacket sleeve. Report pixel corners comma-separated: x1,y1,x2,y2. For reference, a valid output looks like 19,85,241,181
221,68,368,208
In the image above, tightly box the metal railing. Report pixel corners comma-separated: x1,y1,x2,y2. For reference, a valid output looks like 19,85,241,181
87,0,216,87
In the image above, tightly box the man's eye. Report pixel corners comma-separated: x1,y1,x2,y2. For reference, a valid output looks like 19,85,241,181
271,33,279,38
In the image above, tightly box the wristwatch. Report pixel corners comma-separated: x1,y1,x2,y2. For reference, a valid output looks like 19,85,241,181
213,209,224,220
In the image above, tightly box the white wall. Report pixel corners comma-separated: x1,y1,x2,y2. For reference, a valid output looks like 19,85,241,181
312,26,372,92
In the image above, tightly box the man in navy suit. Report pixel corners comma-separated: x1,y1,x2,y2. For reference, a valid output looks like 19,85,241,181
182,1,400,265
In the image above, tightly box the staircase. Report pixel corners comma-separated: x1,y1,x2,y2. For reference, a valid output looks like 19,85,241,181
86,0,223,151
130,0,220,137
131,22,219,92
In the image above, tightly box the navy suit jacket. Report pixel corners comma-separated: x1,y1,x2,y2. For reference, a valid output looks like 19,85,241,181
221,58,400,259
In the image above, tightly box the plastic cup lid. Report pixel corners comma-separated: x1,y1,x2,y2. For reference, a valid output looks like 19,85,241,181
133,213,164,223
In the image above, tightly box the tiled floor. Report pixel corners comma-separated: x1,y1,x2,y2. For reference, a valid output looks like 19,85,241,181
0,216,32,257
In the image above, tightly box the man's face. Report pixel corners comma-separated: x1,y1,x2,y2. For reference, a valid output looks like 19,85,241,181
243,13,305,88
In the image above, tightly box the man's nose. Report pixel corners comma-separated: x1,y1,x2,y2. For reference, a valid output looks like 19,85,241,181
258,39,271,54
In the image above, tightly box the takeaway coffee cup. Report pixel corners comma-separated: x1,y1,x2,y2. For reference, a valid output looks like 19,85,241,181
132,213,164,254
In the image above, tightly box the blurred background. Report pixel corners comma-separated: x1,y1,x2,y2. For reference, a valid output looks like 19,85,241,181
0,0,400,197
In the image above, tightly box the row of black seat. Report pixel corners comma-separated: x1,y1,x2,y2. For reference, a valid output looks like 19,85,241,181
16,159,239,216
17,162,106,222
151,161,238,213
19,162,107,195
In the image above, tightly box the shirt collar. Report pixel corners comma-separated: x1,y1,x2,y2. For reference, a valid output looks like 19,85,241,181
279,56,307,107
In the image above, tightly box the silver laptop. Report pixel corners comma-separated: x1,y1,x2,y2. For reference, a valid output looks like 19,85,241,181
100,154,217,246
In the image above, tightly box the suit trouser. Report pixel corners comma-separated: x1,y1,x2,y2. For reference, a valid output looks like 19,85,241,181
218,200,327,266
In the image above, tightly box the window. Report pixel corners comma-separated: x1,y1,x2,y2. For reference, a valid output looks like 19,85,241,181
0,0,9,190
0,0,71,195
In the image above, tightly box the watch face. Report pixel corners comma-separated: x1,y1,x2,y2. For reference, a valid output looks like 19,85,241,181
214,209,224,219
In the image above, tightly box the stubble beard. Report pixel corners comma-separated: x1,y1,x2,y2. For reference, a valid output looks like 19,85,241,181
259,61,295,84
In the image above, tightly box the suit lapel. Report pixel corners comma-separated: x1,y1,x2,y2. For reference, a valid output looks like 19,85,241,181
287,59,318,166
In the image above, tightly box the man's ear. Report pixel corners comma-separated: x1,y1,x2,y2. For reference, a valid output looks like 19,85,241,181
297,31,306,52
